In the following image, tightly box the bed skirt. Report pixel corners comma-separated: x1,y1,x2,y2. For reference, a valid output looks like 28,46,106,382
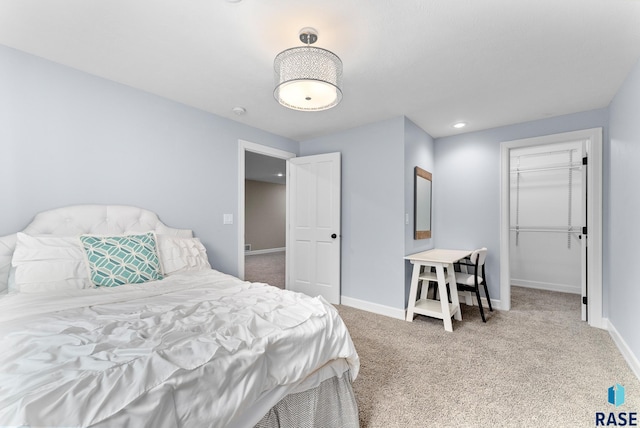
255,368,358,428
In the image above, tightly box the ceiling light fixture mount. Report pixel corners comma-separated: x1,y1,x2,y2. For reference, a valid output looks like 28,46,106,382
298,27,318,45
232,106,246,115
273,27,343,112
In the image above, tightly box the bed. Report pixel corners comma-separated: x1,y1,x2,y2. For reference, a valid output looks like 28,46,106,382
0,205,359,428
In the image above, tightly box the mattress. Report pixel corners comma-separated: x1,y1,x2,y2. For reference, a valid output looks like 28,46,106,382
0,269,359,427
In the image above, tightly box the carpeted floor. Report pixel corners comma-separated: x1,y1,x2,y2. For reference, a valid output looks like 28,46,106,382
243,254,639,426
337,287,640,428
244,251,285,289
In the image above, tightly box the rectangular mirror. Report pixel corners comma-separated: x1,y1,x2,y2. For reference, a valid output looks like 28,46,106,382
414,166,432,239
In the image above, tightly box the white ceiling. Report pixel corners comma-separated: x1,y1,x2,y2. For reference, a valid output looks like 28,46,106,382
1,0,639,141
245,151,286,185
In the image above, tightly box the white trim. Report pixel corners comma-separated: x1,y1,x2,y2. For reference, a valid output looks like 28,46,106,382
342,295,505,319
240,140,295,159
500,144,511,310
245,247,285,256
586,133,604,329
457,292,504,311
488,298,505,311
340,296,406,320
500,128,603,329
511,279,580,295
607,319,640,380
238,140,295,281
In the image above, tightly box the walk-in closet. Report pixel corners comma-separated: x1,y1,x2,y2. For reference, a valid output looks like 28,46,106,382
509,141,585,296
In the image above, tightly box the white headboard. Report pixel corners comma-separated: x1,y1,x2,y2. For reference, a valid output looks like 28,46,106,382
0,205,193,293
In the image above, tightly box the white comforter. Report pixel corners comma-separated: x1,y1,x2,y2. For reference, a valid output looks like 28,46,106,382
0,270,359,428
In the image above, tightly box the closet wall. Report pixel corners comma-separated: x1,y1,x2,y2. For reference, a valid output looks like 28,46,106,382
509,141,584,294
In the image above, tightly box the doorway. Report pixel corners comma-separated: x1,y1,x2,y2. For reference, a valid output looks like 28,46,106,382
499,128,604,328
237,141,295,283
244,152,287,288
509,141,585,317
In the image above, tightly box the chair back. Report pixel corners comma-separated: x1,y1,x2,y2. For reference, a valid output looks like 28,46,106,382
469,247,488,268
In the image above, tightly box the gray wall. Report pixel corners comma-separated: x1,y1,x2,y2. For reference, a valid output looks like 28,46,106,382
300,116,435,310
433,109,609,303
300,117,407,309
403,118,435,304
0,45,298,276
608,57,640,363
245,180,286,251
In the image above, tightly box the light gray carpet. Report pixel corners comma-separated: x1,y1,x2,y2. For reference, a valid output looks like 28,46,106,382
337,286,640,428
245,251,285,289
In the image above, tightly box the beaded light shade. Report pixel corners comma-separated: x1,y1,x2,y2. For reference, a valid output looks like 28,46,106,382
273,28,343,111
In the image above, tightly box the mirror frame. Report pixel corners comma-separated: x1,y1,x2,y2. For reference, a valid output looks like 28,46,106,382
414,166,432,239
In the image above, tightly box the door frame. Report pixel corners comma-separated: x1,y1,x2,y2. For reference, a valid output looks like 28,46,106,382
238,140,296,281
499,128,604,328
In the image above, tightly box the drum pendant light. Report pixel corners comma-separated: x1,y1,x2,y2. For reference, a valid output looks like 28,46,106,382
273,28,343,111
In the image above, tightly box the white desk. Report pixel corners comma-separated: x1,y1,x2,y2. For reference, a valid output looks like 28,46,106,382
405,249,472,332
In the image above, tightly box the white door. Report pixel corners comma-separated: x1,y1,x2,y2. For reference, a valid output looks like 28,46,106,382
580,141,588,321
287,152,341,304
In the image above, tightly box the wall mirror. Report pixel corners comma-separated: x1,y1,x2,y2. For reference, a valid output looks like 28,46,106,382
414,166,432,239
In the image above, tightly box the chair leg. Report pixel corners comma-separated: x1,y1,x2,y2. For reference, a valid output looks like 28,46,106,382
483,281,493,312
475,288,486,322
481,266,492,312
431,281,439,300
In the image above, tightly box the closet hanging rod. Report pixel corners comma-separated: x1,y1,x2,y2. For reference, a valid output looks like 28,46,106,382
510,164,582,174
509,227,581,234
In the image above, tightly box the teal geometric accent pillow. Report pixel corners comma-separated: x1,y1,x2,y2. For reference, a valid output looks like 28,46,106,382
79,232,163,287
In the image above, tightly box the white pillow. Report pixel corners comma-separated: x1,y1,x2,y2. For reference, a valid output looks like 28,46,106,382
7,266,16,293
156,235,211,275
11,233,94,293
0,234,17,294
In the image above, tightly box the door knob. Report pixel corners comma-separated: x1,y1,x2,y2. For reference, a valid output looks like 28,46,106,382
331,233,337,239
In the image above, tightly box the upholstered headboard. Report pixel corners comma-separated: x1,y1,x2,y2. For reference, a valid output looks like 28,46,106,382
0,205,193,293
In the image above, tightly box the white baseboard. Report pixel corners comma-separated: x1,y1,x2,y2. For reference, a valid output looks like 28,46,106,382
511,279,580,295
491,299,505,311
340,296,406,320
340,295,505,320
607,318,640,381
458,291,504,311
245,247,285,256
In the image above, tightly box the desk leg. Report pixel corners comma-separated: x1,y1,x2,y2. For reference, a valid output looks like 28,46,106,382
406,262,421,322
447,263,463,321
435,265,453,332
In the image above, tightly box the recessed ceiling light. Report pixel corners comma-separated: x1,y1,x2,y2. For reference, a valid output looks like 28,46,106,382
276,173,284,177
453,122,467,129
